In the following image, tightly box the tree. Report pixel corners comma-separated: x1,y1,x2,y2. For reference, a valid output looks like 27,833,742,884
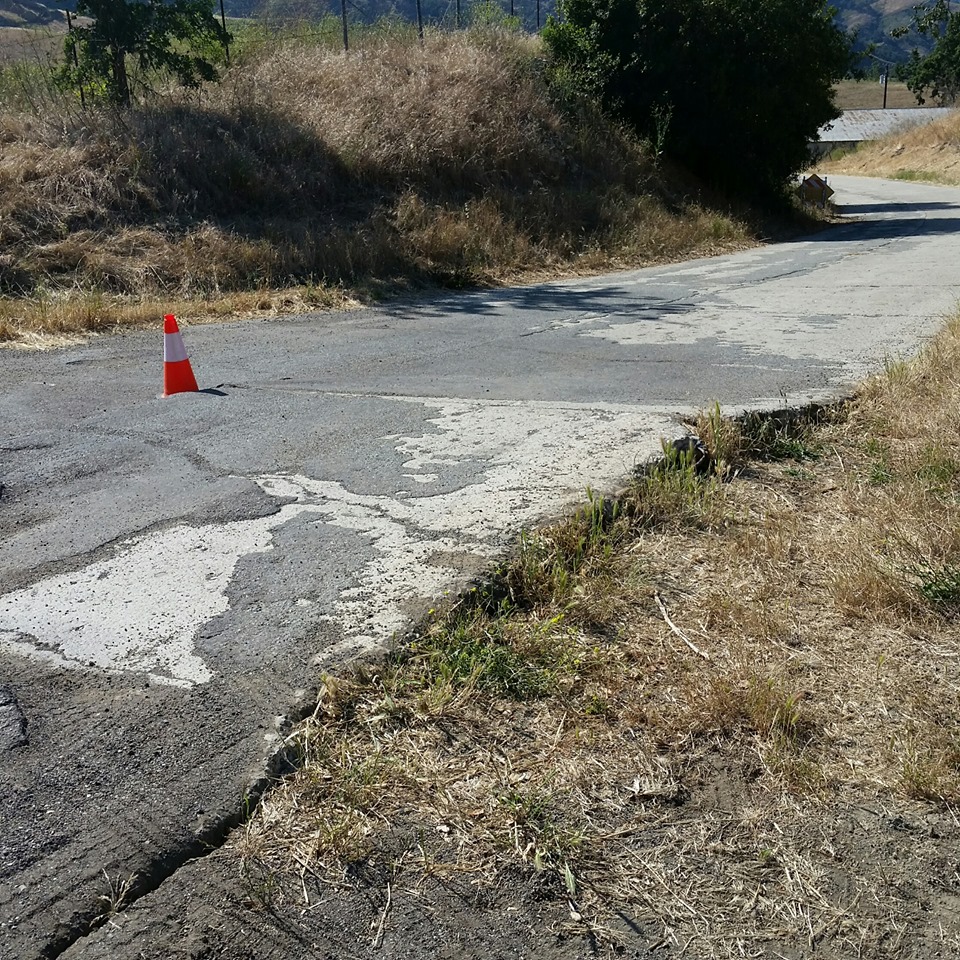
62,0,229,107
901,0,960,104
543,0,855,198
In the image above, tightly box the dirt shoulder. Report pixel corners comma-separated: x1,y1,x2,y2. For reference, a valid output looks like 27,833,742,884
67,317,960,959
64,793,960,959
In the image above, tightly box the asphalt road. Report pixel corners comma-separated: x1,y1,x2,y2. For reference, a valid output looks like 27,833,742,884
2,175,960,959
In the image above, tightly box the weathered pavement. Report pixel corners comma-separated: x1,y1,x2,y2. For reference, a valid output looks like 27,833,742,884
2,175,960,958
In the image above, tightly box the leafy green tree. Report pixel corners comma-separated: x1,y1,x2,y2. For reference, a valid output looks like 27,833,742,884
543,0,855,198
62,0,229,107
900,0,960,104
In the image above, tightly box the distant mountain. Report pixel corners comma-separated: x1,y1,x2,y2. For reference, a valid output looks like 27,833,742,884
0,1,76,27
831,0,921,64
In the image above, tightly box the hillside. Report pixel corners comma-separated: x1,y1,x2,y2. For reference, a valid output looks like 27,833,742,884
833,0,918,61
0,1,74,27
0,29,755,346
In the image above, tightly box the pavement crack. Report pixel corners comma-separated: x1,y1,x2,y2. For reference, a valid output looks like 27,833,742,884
0,441,57,453
41,694,319,960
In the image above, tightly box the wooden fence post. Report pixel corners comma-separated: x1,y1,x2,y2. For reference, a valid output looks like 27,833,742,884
218,0,230,64
64,9,86,111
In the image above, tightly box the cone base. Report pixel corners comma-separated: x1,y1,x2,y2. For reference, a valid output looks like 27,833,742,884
163,358,199,397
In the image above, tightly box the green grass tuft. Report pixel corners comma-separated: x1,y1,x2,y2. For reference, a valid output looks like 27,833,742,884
912,563,960,606
412,607,562,700
738,411,821,462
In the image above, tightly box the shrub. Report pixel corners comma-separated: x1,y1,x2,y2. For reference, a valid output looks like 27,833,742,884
543,0,855,197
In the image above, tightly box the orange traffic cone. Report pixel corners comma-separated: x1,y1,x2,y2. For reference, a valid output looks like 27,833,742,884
162,314,199,397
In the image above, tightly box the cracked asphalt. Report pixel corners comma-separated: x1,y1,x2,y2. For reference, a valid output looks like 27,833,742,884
2,175,960,958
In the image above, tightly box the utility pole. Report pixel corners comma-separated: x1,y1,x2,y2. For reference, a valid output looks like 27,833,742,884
341,0,349,52
868,52,896,109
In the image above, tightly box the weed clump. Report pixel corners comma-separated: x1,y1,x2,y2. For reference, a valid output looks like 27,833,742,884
628,456,725,530
411,607,562,701
696,401,826,473
911,562,960,606
504,492,632,622
690,671,814,746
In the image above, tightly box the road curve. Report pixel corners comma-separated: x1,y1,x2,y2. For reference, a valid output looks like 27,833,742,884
2,175,960,958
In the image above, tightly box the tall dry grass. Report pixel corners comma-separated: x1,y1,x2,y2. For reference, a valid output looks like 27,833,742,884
0,28,752,345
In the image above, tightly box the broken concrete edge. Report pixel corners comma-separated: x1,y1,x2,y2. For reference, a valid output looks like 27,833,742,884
44,685,325,960
47,393,850,958
0,685,28,752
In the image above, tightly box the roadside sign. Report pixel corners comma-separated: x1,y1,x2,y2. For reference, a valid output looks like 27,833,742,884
800,174,835,205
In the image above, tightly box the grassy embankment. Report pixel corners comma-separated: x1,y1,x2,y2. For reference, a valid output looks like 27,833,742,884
0,24,755,348
822,103,960,183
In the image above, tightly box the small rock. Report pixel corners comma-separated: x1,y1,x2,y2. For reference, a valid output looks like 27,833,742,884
665,435,713,475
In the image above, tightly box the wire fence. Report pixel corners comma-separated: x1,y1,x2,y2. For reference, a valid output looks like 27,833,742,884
236,0,555,52
251,0,553,34
0,0,557,114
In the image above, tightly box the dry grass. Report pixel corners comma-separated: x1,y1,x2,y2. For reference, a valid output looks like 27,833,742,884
230,315,960,956
0,284,357,349
0,28,754,348
822,107,960,184
833,78,924,111
0,25,64,63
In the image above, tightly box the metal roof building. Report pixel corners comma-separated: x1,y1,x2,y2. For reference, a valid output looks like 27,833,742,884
812,108,955,156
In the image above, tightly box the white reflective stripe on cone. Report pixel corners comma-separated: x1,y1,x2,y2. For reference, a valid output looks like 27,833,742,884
164,333,189,364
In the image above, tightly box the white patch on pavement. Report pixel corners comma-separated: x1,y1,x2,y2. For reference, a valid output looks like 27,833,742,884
563,181,960,372
0,506,310,687
0,398,671,687
254,398,672,655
